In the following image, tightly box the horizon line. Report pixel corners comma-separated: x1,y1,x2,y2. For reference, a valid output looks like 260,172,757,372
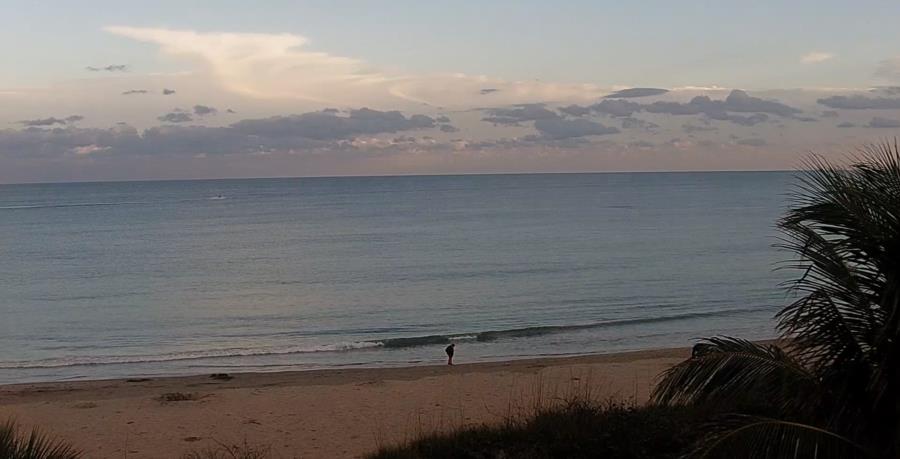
0,168,797,186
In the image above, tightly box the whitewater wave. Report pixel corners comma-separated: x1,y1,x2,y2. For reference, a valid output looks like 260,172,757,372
378,307,759,348
0,201,154,210
0,341,381,369
1,307,761,370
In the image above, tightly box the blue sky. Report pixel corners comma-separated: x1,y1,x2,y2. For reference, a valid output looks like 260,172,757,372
3,0,898,87
1,1,900,182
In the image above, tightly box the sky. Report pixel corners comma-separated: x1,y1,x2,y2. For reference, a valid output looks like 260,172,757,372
2,0,900,183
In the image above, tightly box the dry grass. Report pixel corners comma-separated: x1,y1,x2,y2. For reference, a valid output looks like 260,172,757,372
181,439,271,459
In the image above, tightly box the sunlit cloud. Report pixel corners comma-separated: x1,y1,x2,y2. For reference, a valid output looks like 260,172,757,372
103,26,609,108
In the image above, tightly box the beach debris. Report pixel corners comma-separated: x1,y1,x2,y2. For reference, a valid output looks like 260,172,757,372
209,373,233,381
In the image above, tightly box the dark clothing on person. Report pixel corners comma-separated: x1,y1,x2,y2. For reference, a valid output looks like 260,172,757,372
445,344,455,365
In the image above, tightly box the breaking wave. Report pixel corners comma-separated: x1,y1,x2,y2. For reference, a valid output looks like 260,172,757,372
1,307,758,370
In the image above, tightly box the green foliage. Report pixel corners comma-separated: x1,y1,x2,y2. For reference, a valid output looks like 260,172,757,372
653,142,900,458
368,402,708,459
0,419,81,459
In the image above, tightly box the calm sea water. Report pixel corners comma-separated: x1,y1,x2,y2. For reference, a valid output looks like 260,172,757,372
0,172,794,384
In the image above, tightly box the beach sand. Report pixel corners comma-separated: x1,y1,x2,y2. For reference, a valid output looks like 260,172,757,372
0,347,688,458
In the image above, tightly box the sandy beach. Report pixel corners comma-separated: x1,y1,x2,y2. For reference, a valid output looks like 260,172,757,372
0,347,687,458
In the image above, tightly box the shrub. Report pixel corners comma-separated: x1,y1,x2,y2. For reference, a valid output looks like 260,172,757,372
368,401,708,459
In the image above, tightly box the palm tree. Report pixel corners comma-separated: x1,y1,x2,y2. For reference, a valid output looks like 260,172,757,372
652,142,900,458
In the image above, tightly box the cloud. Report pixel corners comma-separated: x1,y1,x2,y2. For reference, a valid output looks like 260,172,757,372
18,115,84,127
817,94,900,109
231,107,435,140
589,99,642,117
532,90,796,126
644,101,702,115
866,117,900,128
86,64,128,72
558,104,591,117
800,52,834,64
620,117,658,130
0,124,143,159
643,90,800,119
193,105,218,116
604,88,668,98
874,57,900,81
104,26,608,107
122,89,150,95
873,86,900,95
158,111,193,123
707,112,769,126
0,107,442,160
482,104,559,125
716,90,801,116
19,117,67,127
162,88,176,95
737,138,767,147
532,118,618,139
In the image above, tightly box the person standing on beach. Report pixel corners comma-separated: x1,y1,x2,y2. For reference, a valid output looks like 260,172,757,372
445,343,455,365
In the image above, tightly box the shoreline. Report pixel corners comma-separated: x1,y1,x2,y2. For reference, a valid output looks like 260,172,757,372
0,346,689,458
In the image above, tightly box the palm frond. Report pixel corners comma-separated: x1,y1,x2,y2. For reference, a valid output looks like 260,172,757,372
778,142,900,341
652,337,817,416
0,419,82,459
776,142,900,441
690,416,869,459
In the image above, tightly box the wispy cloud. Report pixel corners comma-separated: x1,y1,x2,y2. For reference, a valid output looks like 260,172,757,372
800,52,834,64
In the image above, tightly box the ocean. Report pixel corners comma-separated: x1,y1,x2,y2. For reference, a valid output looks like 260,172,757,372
0,172,794,384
